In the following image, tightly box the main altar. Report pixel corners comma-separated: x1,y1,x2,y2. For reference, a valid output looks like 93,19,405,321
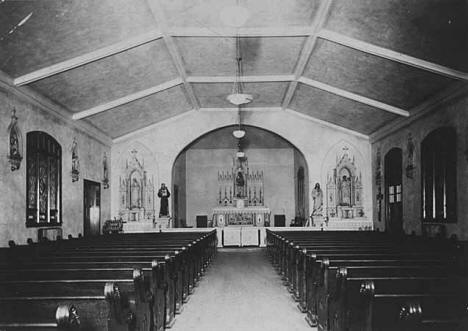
212,155,270,246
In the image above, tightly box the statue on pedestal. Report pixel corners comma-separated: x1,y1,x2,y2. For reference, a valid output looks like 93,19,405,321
158,183,170,217
311,183,323,216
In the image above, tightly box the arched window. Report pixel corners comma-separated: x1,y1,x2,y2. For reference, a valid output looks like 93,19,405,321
297,167,305,217
421,127,457,223
26,131,62,227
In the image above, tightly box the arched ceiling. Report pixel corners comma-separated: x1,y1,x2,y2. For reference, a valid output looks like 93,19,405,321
1,0,467,140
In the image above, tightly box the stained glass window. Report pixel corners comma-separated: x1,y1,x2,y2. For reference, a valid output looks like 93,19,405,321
421,127,456,223
26,132,62,227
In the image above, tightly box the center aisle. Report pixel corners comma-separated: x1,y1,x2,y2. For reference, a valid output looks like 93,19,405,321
171,248,315,331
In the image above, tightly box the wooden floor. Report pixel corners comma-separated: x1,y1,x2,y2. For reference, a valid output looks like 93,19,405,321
171,248,315,331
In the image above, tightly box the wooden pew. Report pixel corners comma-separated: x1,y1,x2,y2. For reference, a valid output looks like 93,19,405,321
329,275,465,331
0,305,80,330
266,230,466,331
1,231,217,331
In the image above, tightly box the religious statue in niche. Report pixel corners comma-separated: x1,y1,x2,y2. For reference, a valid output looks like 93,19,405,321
71,137,79,182
102,152,109,189
311,183,323,216
405,133,415,178
7,108,22,171
326,146,365,220
235,166,245,197
157,183,171,217
118,149,155,222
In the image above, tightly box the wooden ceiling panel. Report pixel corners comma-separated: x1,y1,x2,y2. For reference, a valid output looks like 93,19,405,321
86,86,191,139
30,40,177,112
0,0,157,77
304,39,455,110
325,0,468,71
193,82,288,108
176,37,305,76
160,0,320,28
290,83,399,135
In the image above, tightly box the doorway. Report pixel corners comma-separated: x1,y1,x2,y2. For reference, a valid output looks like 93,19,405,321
384,148,403,234
84,179,101,236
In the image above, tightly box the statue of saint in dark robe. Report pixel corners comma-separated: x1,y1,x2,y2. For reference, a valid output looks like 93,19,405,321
158,183,170,217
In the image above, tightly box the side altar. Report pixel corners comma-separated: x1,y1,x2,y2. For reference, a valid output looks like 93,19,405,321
212,155,270,246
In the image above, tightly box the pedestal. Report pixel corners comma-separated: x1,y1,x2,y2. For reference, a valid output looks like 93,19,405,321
154,217,172,230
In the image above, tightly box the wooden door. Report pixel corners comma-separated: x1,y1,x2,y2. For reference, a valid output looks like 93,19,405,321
384,148,403,234
84,180,101,236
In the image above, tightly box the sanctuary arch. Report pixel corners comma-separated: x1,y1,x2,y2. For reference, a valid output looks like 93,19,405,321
171,125,310,233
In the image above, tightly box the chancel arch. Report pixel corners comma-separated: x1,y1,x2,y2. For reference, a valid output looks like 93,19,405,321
171,125,310,228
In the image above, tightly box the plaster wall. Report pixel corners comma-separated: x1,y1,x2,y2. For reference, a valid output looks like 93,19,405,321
172,151,186,227
0,90,111,247
111,110,372,224
185,148,294,227
372,95,468,239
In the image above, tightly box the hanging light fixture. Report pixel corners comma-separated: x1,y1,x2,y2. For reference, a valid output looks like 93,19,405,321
233,106,245,139
227,34,253,106
233,97,246,159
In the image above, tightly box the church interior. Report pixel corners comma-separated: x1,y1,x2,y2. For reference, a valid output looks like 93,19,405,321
0,0,468,330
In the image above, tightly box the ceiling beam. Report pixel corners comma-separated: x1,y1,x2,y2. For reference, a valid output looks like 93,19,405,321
145,0,200,110
318,29,468,81
282,0,334,110
187,75,294,83
200,107,282,112
170,26,311,37
72,78,183,120
370,81,468,142
284,108,369,140
0,70,112,146
298,77,410,117
14,29,164,86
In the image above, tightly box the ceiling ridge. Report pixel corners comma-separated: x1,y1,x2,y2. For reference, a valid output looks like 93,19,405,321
281,0,334,110
187,75,294,83
145,0,200,110
169,26,311,37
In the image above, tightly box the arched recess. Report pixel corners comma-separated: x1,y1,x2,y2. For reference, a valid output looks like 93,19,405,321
384,147,403,234
171,125,309,227
113,141,158,222
320,139,369,221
